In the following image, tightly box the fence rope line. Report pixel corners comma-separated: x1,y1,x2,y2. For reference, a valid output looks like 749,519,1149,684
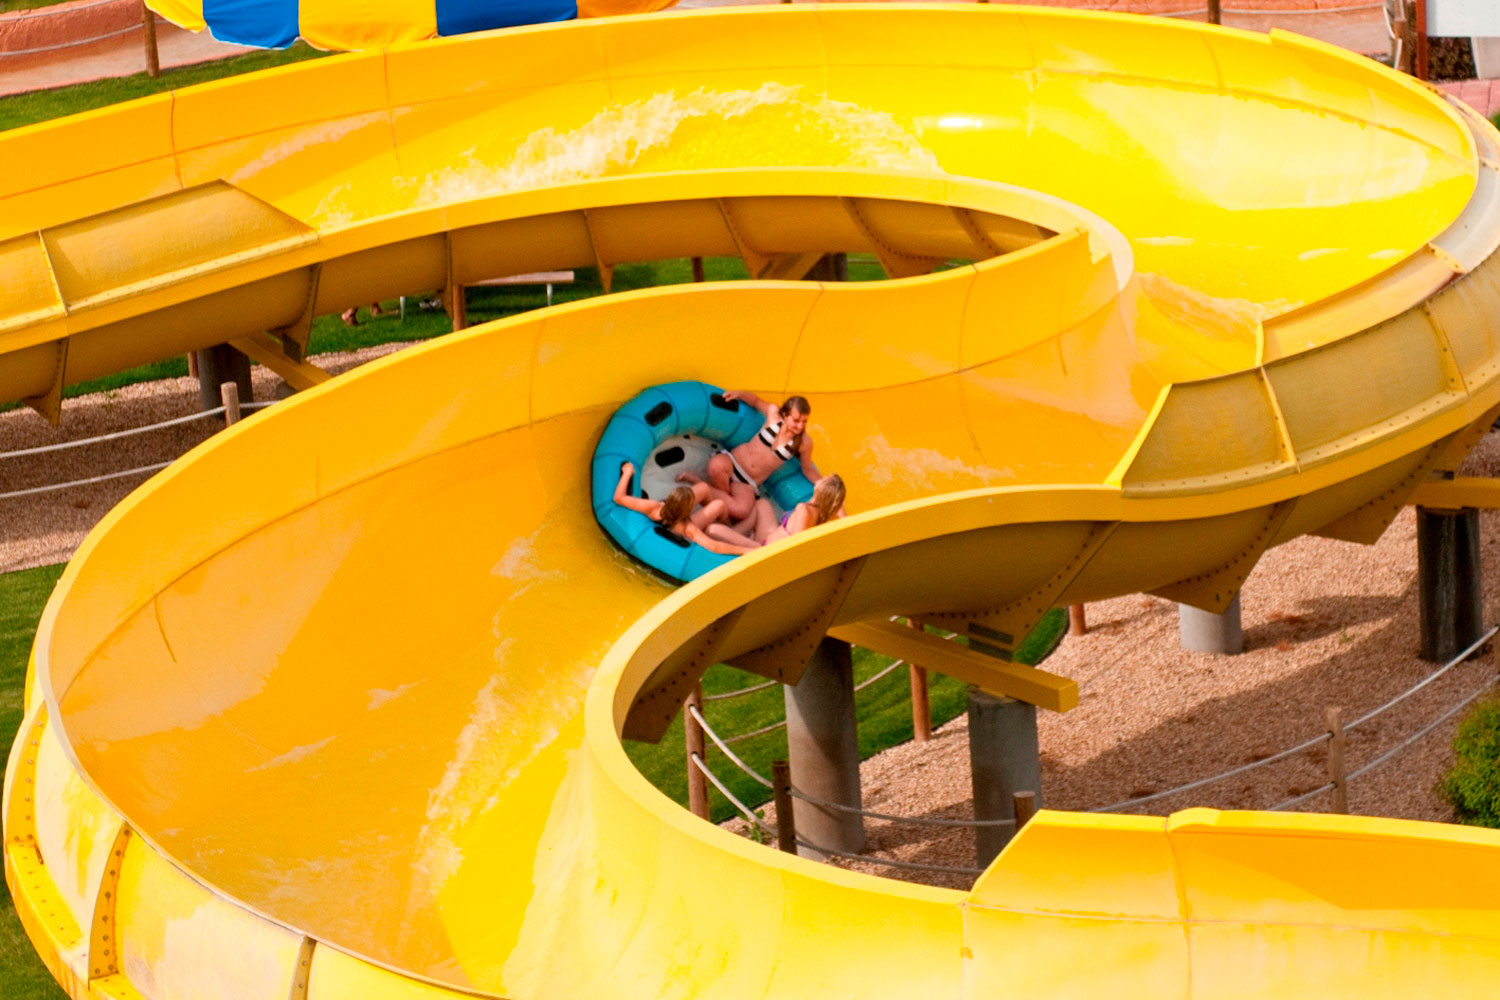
1,406,227,459
1345,626,1499,731
689,752,778,836
1090,625,1497,813
703,679,777,702
1346,672,1500,783
1090,732,1331,812
724,718,786,745
788,786,1017,829
688,704,772,787
706,660,906,744
1268,781,1337,812
793,836,986,876
706,658,905,708
0,19,154,58
0,460,171,500
854,659,904,693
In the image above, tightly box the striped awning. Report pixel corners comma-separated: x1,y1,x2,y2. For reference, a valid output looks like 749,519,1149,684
148,0,679,50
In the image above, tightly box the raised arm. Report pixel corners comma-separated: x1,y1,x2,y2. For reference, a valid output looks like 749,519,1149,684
723,389,777,421
612,462,659,517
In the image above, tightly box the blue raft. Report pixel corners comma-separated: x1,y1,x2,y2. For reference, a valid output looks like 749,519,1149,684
591,381,815,583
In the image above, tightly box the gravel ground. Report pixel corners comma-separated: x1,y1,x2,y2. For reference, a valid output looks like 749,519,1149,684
0,343,413,573
7,356,1500,894
727,434,1500,889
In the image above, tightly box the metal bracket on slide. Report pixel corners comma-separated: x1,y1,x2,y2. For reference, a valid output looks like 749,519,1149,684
726,557,866,685
714,199,775,278
841,197,943,278
23,339,67,426
579,210,615,295
918,522,1118,660
1151,500,1295,613
270,264,321,364
1316,441,1448,544
623,607,747,744
87,824,133,981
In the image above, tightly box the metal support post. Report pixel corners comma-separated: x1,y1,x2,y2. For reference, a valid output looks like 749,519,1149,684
784,637,864,857
195,344,252,418
968,687,1040,868
1417,507,1482,663
1179,594,1243,655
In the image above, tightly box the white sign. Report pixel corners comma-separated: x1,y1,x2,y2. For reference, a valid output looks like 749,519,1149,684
1428,0,1500,37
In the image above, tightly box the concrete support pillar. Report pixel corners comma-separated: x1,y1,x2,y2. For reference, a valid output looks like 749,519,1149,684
1178,594,1243,655
804,253,848,282
195,344,252,415
967,687,1040,868
784,637,863,858
1418,507,1482,663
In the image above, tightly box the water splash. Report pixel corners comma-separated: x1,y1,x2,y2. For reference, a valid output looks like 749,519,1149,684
1138,271,1299,347
416,83,942,208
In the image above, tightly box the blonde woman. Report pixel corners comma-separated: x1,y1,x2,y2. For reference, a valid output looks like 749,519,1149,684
706,474,847,549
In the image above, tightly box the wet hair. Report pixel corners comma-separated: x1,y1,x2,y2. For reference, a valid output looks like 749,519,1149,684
658,486,697,528
779,396,812,452
808,474,845,527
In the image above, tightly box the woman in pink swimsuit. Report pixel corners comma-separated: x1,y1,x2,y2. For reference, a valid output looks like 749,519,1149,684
680,391,822,522
705,474,847,550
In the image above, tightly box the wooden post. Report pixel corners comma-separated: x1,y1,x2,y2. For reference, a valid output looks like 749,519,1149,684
1206,0,1220,24
772,759,796,854
1414,0,1429,80
220,381,241,426
691,256,705,283
142,2,160,79
685,684,709,820
1326,707,1348,814
1068,604,1087,637
907,618,930,742
1392,3,1411,74
1012,790,1036,831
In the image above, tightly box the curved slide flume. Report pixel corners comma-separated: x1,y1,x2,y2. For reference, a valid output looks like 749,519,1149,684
10,6,1500,997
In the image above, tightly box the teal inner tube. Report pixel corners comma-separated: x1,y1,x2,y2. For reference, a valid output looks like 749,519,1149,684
591,381,816,583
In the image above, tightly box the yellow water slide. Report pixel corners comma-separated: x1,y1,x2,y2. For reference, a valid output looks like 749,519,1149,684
9,5,1500,997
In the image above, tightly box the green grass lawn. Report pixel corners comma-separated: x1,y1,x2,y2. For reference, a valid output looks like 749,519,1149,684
0,564,68,1000
0,43,331,132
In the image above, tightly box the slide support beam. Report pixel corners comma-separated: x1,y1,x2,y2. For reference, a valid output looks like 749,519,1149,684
784,637,864,858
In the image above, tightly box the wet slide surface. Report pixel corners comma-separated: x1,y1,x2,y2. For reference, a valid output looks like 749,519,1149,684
9,6,1500,998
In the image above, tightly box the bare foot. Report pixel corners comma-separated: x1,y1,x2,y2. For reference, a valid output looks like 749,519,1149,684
341,308,360,326
676,470,703,484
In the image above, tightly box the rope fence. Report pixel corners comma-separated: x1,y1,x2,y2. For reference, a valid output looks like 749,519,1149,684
0,18,150,58
1,390,274,501
1090,624,1499,813
682,616,1500,882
